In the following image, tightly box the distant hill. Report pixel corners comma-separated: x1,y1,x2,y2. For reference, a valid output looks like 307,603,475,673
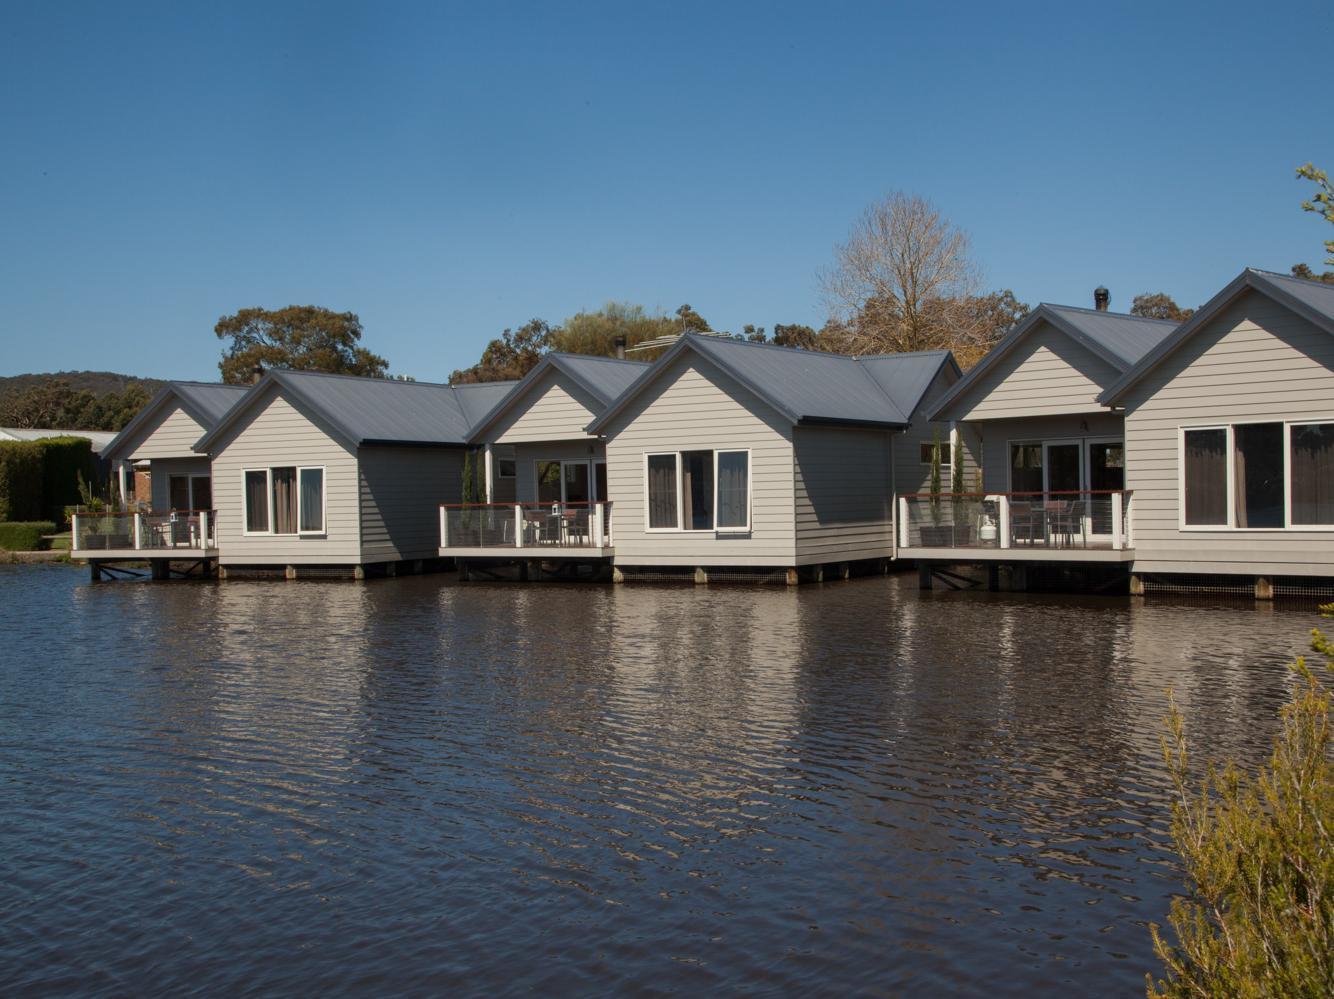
0,371,170,401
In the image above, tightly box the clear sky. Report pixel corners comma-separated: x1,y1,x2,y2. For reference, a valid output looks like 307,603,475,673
2,1,1330,383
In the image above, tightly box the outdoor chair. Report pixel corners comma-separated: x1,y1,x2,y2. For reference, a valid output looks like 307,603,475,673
1047,500,1086,548
1008,500,1044,545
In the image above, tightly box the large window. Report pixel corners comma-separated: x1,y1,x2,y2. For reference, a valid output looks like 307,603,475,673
1183,429,1227,526
920,442,951,467
1292,423,1334,525
1181,422,1334,529
645,450,750,532
243,466,325,535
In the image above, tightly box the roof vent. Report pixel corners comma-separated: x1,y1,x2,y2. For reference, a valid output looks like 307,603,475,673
613,335,626,360
250,363,264,384
1094,287,1110,312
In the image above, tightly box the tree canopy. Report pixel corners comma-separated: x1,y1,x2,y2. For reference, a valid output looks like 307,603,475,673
215,305,389,384
1290,164,1334,283
0,378,152,431
1131,293,1195,322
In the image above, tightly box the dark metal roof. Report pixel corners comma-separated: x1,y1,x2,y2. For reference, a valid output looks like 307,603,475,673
927,305,1177,421
466,353,650,443
194,371,519,451
855,351,960,419
1099,268,1334,406
587,334,950,434
1040,305,1178,368
102,381,249,460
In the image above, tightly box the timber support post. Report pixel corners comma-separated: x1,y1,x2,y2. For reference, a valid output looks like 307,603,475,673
1255,576,1274,601
1129,573,1145,597
151,560,169,581
785,567,799,586
693,567,708,585
918,562,932,590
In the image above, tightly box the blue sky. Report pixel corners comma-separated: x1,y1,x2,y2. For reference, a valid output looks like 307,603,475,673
2,1,1330,383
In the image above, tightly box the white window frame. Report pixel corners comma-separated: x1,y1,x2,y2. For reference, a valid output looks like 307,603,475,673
533,459,595,505
497,458,517,479
297,466,327,536
919,441,951,467
641,448,752,534
241,465,326,537
1177,419,1334,532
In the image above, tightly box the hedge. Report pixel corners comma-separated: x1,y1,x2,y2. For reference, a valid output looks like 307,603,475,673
0,442,43,522
0,521,56,551
34,436,95,524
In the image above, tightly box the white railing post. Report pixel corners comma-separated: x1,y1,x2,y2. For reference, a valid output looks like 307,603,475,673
440,506,448,548
200,510,210,549
593,502,604,550
71,513,81,552
133,512,143,550
999,495,1012,549
514,504,523,548
897,496,909,549
1125,492,1134,549
1110,490,1124,551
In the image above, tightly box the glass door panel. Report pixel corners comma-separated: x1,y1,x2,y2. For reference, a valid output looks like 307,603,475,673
563,462,590,504
594,461,608,503
1087,440,1123,536
1044,443,1082,494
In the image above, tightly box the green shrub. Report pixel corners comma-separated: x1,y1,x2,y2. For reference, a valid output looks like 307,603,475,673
0,442,43,521
0,520,57,551
1148,605,1334,997
33,436,95,525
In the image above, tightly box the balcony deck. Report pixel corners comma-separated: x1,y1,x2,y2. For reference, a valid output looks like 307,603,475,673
72,510,219,561
439,502,614,560
897,490,1134,563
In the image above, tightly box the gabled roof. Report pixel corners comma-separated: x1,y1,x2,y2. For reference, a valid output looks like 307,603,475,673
1099,268,1334,406
855,350,960,420
194,370,519,452
101,381,249,461
927,305,1177,421
586,334,941,434
466,353,650,443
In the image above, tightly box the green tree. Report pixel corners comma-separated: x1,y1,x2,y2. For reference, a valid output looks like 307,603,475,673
1297,162,1334,267
771,323,824,350
547,303,676,358
450,318,554,384
1147,607,1334,997
1291,263,1334,285
1132,293,1195,322
215,305,388,384
674,303,710,332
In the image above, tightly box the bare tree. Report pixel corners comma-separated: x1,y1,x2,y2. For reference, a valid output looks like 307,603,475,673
821,192,991,356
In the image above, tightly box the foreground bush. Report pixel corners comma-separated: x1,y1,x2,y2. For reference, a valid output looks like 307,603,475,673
1148,605,1334,997
0,521,57,551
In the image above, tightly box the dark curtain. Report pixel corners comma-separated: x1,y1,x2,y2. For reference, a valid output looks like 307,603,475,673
647,455,677,529
717,452,748,528
1183,429,1226,526
682,451,713,530
299,468,323,532
245,471,269,532
1291,423,1334,525
273,467,297,534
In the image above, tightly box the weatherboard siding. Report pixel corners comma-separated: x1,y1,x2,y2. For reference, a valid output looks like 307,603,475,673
124,402,207,460
894,364,974,495
601,354,797,567
492,370,601,444
359,446,466,562
149,457,211,510
210,390,362,564
1120,290,1334,576
952,321,1122,421
970,414,1126,493
793,426,894,563
513,441,606,503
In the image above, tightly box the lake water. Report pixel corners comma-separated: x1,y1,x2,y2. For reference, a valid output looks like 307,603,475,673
0,565,1323,996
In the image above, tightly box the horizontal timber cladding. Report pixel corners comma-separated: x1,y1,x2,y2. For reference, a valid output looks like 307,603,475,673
149,457,210,510
210,386,363,565
953,320,1122,421
513,440,605,503
967,413,1126,493
359,445,466,563
1120,288,1334,574
895,364,977,495
601,352,798,567
491,369,601,444
123,401,208,460
794,425,894,563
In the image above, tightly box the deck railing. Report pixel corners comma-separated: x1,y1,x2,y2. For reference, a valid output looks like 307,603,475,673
439,501,613,550
897,491,1132,551
71,510,217,552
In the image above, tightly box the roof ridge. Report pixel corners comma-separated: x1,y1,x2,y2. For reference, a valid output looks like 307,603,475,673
686,331,861,362
854,348,953,360
1041,303,1179,325
271,369,459,390
548,352,650,366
